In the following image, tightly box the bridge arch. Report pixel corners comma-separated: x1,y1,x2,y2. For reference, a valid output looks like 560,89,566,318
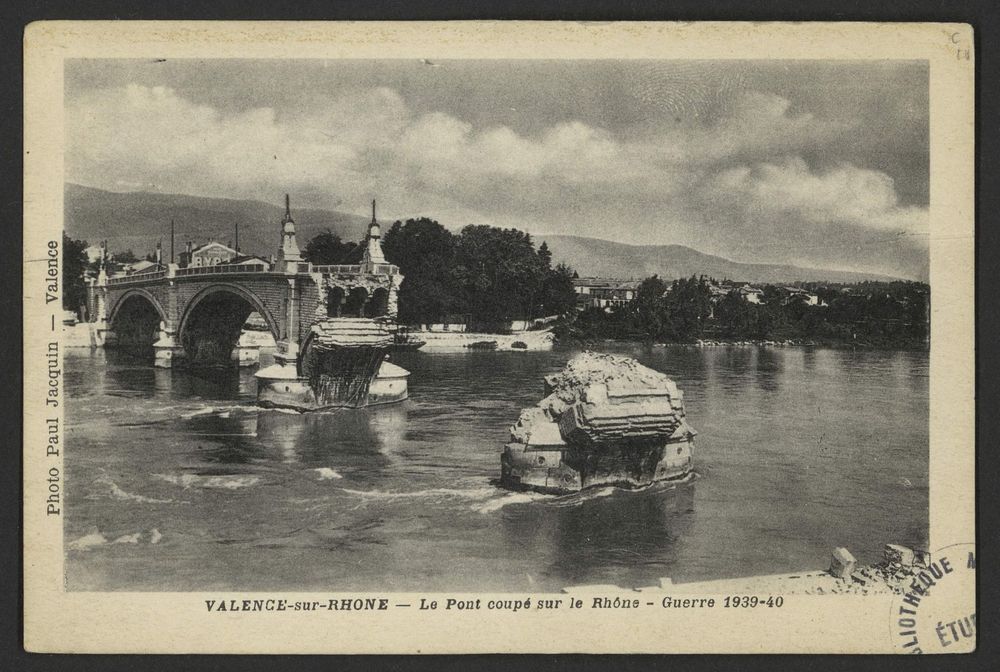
108,288,169,327
367,287,390,318
108,289,169,357
344,287,368,317
177,283,282,367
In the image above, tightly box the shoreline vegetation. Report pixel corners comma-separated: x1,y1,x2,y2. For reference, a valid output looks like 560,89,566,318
553,275,929,352
557,337,927,352
65,215,930,352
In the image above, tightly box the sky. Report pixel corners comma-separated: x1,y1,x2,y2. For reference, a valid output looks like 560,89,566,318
65,59,929,279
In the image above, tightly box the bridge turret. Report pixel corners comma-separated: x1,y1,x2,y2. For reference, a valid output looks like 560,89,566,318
277,193,303,271
97,240,108,285
362,198,387,271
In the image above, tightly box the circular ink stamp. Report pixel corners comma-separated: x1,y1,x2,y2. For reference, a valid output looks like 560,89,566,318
890,542,976,654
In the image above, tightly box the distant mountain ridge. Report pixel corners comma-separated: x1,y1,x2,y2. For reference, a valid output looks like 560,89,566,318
535,235,898,284
64,184,371,258
65,184,897,283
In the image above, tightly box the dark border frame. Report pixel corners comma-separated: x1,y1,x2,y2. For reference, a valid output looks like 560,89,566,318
3,1,997,671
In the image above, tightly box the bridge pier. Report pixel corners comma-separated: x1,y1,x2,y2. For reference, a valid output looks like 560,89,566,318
256,338,314,407
231,331,262,367
93,318,115,347
153,328,185,368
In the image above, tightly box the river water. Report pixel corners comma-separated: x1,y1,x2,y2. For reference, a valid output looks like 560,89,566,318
64,344,928,592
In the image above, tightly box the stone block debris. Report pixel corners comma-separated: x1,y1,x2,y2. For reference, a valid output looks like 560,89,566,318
829,547,857,579
884,543,916,569
501,352,696,494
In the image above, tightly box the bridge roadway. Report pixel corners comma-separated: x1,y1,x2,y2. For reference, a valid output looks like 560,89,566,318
88,259,401,370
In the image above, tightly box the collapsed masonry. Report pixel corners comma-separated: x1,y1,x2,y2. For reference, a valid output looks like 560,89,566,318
256,317,410,410
300,318,394,408
823,543,935,594
501,352,696,494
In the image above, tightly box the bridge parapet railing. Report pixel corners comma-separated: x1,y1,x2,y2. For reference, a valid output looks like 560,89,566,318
107,270,167,285
311,263,399,275
311,264,363,274
174,263,270,278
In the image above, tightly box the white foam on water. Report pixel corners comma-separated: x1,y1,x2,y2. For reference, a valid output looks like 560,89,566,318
96,474,175,504
67,530,107,551
112,533,142,544
180,407,217,419
266,407,303,415
472,491,551,514
564,486,617,504
155,473,262,490
341,486,497,502
314,468,343,480
179,405,256,419
72,528,165,549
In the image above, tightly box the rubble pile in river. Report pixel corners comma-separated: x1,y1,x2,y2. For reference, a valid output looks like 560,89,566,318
501,352,696,494
256,318,409,410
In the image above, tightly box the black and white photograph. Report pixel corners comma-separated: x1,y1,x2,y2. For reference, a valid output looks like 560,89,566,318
22,21,975,654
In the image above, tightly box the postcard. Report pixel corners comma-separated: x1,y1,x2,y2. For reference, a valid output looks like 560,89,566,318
23,21,974,654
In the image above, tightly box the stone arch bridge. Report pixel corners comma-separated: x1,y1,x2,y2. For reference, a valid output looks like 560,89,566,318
87,198,402,373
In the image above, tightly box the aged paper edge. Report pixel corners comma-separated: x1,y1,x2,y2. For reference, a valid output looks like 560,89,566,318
22,21,974,654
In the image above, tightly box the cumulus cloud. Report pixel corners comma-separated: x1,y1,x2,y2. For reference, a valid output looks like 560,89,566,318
66,83,927,278
701,157,927,233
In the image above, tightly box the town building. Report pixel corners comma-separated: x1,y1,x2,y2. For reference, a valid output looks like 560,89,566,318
782,287,823,306
738,285,765,304
219,254,273,270
572,277,641,311
125,259,161,275
181,241,239,268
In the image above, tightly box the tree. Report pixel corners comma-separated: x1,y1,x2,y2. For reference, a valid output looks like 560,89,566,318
452,225,548,330
382,218,459,325
303,230,359,265
664,276,712,341
62,234,89,316
111,249,138,264
715,291,772,340
537,241,553,269
626,275,670,341
541,263,578,317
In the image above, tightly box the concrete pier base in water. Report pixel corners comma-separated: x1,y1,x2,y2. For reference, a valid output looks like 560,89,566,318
153,332,185,368
255,359,409,410
256,319,409,410
255,362,316,408
501,352,696,494
230,331,262,367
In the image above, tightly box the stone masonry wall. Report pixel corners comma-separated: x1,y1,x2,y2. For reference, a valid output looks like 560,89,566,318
106,274,330,352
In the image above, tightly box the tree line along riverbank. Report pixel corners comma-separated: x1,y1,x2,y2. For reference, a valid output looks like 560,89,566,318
555,276,929,350
62,220,928,351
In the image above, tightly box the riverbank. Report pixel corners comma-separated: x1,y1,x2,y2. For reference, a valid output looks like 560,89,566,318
417,329,555,352
62,321,97,348
557,335,928,352
565,543,923,597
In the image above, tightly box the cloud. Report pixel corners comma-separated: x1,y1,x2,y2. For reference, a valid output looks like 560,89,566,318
700,157,927,234
66,83,927,278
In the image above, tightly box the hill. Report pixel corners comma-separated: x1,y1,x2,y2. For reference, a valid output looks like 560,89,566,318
65,185,897,283
64,184,370,258
535,234,899,284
